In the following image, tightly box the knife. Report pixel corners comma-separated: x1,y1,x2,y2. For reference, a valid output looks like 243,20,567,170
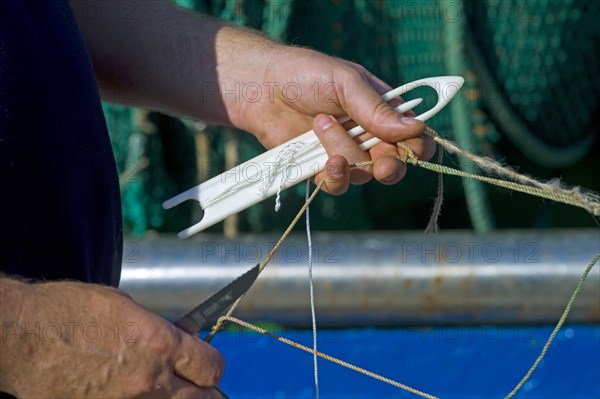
174,263,260,334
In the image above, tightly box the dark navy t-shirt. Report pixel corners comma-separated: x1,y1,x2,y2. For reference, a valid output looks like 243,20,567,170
0,0,122,286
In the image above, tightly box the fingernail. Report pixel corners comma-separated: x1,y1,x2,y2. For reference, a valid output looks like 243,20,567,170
328,163,343,177
315,115,335,131
401,116,419,125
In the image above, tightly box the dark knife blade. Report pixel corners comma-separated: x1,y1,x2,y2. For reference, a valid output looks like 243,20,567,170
174,263,260,334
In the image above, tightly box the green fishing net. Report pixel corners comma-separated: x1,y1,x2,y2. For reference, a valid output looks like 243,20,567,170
104,0,599,236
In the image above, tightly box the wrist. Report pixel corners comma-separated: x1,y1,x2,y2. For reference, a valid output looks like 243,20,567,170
212,25,286,131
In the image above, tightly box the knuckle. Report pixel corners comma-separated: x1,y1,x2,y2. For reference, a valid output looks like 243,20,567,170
348,62,368,75
191,342,225,385
128,371,166,397
372,102,396,127
337,67,362,91
151,324,180,358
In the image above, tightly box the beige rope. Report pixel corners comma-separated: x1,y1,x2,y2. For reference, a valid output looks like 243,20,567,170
211,247,598,399
204,129,600,398
503,250,600,399
218,315,440,399
424,127,600,216
205,176,329,343
397,138,600,216
415,160,597,214
424,142,445,235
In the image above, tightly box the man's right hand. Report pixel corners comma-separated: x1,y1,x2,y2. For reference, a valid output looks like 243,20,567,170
0,278,224,398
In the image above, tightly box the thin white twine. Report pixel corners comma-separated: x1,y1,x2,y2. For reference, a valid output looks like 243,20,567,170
205,124,600,399
197,139,325,211
306,179,320,399
255,141,308,212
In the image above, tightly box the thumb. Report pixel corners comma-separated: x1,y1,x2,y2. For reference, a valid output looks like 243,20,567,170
337,67,426,143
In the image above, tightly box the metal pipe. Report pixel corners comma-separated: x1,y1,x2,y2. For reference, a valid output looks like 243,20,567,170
120,229,599,325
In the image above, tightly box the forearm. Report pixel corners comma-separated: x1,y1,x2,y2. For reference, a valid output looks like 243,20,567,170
70,0,280,125
70,0,430,191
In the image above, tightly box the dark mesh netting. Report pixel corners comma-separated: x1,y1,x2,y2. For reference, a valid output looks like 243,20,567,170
466,0,600,167
104,0,600,235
